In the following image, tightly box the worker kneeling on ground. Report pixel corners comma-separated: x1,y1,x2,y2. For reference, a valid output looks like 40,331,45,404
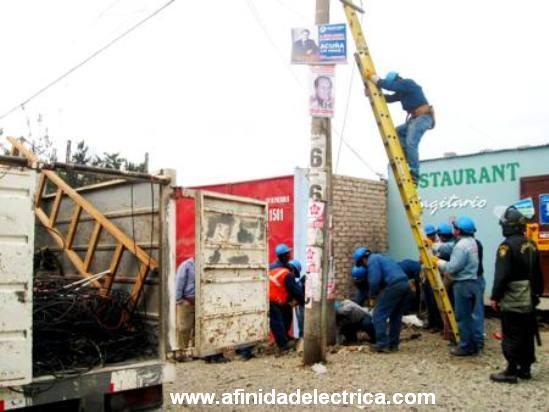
269,244,305,353
335,298,376,344
353,247,413,353
437,216,482,356
490,206,544,383
367,71,434,184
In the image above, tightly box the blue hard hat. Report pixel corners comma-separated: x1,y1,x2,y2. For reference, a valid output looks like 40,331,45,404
275,243,291,256
385,71,399,83
351,266,368,281
352,247,371,264
424,224,438,236
288,259,302,273
453,216,477,234
438,223,454,236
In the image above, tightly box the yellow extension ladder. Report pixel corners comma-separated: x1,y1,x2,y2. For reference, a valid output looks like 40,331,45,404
340,0,459,341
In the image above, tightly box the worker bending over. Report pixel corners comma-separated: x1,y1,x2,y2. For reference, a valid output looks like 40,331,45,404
368,71,434,184
353,247,413,353
335,299,376,344
490,206,544,383
268,244,304,353
437,216,482,356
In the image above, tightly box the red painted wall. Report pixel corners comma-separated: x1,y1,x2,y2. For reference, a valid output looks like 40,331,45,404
175,175,295,266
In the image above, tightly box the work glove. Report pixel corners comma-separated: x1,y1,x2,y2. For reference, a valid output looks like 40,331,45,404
365,70,380,84
437,258,447,271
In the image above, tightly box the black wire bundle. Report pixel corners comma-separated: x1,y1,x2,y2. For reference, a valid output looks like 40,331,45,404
33,279,157,378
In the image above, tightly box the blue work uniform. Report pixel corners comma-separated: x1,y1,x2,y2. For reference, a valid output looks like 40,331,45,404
367,254,413,349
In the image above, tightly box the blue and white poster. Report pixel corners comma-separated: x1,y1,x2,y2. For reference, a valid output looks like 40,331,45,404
318,24,347,63
540,194,549,224
291,24,346,65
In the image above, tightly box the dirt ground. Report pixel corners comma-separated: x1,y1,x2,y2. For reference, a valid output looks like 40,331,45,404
163,319,549,411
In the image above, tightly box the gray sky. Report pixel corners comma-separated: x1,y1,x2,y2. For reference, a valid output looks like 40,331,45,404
0,0,547,186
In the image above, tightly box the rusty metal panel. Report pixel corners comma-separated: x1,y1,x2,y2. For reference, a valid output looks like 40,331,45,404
0,167,36,387
195,191,268,357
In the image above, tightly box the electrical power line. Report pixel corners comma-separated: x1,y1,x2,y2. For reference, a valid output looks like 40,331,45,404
244,0,305,88
0,0,176,122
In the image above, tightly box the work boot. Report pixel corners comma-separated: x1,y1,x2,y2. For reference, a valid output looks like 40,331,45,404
388,345,399,353
490,368,518,384
518,365,532,380
370,345,390,353
450,347,475,357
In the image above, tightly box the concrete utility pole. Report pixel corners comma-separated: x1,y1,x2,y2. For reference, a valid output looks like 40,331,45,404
303,0,334,365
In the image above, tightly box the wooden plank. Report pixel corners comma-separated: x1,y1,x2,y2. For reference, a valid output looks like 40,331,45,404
35,174,47,208
34,208,101,288
84,222,102,272
100,243,124,296
8,136,158,269
66,204,83,249
46,170,157,268
128,263,150,308
49,188,64,226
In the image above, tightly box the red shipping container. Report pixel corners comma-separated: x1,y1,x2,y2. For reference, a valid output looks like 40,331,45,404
175,175,294,266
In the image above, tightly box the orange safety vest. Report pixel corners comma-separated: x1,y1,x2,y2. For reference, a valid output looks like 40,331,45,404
269,267,290,304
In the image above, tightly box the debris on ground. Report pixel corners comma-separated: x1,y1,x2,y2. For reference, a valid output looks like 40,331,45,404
164,319,549,411
311,363,328,375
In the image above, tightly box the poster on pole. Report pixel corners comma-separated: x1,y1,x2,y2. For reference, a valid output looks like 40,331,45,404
318,23,347,63
540,194,549,225
309,66,335,118
291,24,347,65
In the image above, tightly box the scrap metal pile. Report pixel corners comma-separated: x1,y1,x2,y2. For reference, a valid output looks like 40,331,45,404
33,276,157,377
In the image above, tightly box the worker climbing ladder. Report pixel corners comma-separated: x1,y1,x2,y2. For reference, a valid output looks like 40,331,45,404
340,0,459,341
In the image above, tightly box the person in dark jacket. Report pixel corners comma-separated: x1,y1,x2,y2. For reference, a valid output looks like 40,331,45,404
490,206,544,383
268,244,304,352
270,243,292,270
335,299,376,344
353,247,413,352
289,259,305,339
351,265,369,306
398,259,421,313
368,71,434,183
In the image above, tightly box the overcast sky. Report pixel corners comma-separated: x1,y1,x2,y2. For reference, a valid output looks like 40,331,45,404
0,0,547,186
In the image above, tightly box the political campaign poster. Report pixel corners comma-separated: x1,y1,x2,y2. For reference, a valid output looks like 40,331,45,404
309,65,335,118
291,27,321,64
540,194,549,225
291,24,347,65
318,23,347,63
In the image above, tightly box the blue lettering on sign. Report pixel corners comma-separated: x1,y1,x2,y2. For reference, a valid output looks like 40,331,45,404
540,194,549,225
318,24,346,63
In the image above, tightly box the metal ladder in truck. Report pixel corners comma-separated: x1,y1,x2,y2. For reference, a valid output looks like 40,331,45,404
340,0,459,341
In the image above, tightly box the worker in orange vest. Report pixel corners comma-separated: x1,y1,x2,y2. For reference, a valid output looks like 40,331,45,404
269,244,304,352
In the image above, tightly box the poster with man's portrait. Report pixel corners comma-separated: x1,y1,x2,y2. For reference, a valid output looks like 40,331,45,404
309,66,335,118
291,24,347,65
291,27,320,64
